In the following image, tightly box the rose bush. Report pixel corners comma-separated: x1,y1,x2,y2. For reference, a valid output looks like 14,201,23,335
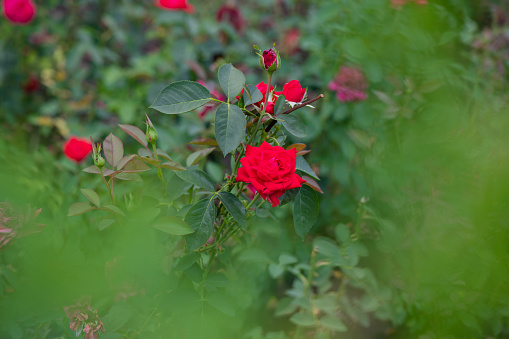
236,142,307,207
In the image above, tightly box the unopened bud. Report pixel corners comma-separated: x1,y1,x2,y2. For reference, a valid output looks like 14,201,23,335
146,128,158,144
258,47,281,74
95,156,105,168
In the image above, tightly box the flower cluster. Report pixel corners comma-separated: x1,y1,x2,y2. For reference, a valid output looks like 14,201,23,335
2,0,36,24
240,79,306,114
328,66,368,103
65,302,105,339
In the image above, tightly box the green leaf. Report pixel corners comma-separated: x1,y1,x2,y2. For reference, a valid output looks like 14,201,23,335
243,84,263,106
98,219,115,231
122,158,151,173
150,80,211,114
115,173,143,182
320,315,347,332
103,133,124,168
160,160,186,171
153,216,194,235
184,198,217,251
296,155,319,180
218,191,246,228
207,293,235,317
313,237,341,258
118,124,148,147
215,103,246,156
281,115,307,138
82,165,101,174
80,188,100,207
273,94,286,115
294,185,319,238
102,204,125,216
67,202,94,216
279,187,300,206
275,298,298,316
186,147,215,166
176,167,216,192
290,312,315,327
174,252,200,271
116,155,136,170
218,63,245,102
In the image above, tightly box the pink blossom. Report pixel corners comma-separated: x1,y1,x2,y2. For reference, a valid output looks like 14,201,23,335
328,66,368,103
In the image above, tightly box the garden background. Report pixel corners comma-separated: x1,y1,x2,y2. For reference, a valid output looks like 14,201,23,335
1,0,509,338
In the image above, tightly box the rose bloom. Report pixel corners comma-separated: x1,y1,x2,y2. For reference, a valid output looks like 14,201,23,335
237,142,306,207
63,136,93,163
2,0,36,24
154,0,194,13
275,80,306,103
328,66,368,102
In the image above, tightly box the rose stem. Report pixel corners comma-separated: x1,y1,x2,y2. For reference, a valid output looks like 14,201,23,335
265,94,325,133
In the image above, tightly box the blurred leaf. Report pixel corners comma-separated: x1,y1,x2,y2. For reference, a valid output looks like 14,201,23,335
117,155,136,170
296,156,319,181
102,305,133,332
238,248,270,263
189,138,219,146
286,143,307,152
218,191,246,228
98,219,115,231
176,167,216,192
175,252,200,271
275,298,298,316
320,315,347,332
279,254,298,265
294,185,319,238
184,197,217,251
186,147,215,166
290,312,315,327
314,237,341,258
243,84,263,106
118,124,148,147
218,63,245,102
160,161,186,171
268,264,284,278
207,293,235,317
335,224,350,244
281,115,306,138
122,159,151,173
103,133,124,168
205,273,229,290
102,204,125,216
274,94,286,115
80,188,100,207
115,173,143,182
215,103,246,156
153,216,194,235
150,80,210,114
67,202,94,216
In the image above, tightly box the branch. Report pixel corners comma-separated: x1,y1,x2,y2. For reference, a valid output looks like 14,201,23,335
265,94,325,133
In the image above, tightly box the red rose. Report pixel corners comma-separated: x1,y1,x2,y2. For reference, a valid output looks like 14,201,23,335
236,142,306,207
2,0,36,25
155,0,194,13
277,80,306,103
256,81,275,105
63,136,93,163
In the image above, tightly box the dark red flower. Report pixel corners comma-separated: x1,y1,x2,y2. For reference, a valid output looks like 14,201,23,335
262,49,277,70
22,74,40,94
236,142,306,207
216,3,245,34
63,136,93,163
2,0,36,24
276,80,306,103
155,0,194,13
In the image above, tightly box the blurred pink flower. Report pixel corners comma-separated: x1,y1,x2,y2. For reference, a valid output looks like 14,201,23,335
155,0,194,14
282,28,300,56
2,0,36,25
391,0,427,7
328,66,368,103
0,202,44,250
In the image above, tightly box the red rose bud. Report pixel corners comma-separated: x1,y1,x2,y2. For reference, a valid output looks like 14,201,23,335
146,128,158,144
259,47,281,73
280,80,306,103
63,136,93,163
3,0,36,24
236,141,306,207
155,0,194,13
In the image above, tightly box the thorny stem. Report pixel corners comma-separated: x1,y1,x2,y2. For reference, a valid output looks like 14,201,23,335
250,73,272,145
246,193,261,211
265,94,325,133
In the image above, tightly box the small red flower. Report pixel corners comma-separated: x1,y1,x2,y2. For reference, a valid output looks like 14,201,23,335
236,142,306,207
2,0,36,25
63,136,93,163
155,0,194,13
262,49,277,70
276,80,306,103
